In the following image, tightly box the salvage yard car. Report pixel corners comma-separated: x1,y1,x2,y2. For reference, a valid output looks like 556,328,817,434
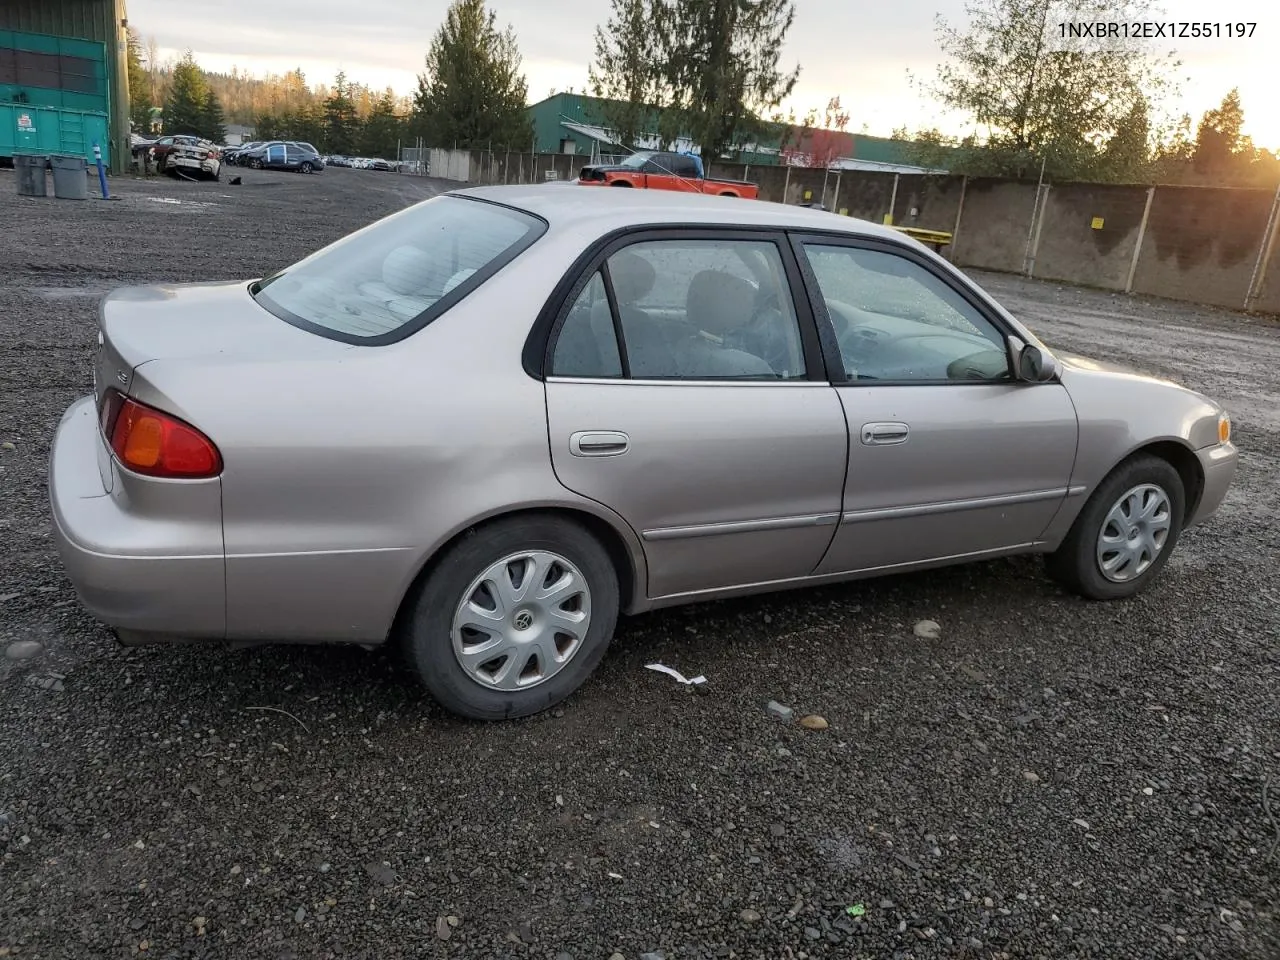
237,140,325,173
577,149,759,198
163,138,221,181
49,188,1237,720
149,134,220,178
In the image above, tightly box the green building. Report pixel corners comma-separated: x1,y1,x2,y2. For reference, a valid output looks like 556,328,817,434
528,92,692,160
1,0,130,172
526,92,944,172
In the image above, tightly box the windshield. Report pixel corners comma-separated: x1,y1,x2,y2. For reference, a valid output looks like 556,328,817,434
251,196,545,343
619,151,655,169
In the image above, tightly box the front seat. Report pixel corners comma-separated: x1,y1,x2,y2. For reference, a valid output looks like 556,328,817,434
682,271,777,378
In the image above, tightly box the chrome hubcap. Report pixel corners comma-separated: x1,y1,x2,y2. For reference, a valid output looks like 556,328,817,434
1096,483,1172,583
451,551,591,691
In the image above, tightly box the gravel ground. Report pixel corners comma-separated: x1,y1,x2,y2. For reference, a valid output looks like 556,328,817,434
1,167,1278,960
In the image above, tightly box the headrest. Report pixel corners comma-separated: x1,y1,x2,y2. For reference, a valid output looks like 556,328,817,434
686,270,756,336
608,250,657,303
382,245,437,296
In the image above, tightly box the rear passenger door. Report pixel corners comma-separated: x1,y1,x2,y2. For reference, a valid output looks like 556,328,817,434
543,231,848,601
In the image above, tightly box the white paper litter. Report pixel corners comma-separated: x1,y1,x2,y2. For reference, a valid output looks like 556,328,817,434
645,663,707,685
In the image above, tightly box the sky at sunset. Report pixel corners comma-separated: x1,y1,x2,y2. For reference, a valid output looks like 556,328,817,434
124,1,1278,149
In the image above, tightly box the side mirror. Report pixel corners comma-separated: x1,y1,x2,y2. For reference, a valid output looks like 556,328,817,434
1016,343,1056,382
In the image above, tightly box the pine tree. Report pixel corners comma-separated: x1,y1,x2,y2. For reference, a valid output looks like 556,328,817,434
324,71,359,154
588,0,662,150
412,0,532,150
360,91,405,158
126,29,153,133
590,0,801,163
199,90,227,143
163,52,207,136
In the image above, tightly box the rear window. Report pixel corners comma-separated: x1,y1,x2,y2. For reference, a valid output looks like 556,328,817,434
251,196,545,344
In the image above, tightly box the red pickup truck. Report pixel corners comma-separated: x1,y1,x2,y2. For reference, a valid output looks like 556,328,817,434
577,150,759,199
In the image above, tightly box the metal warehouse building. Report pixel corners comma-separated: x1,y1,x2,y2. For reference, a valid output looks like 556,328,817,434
1,0,130,172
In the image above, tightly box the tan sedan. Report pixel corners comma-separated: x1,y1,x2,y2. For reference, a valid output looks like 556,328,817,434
49,187,1237,719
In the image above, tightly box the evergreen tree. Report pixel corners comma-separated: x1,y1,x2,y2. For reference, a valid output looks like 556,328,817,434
412,0,532,150
588,0,662,150
324,71,359,154
360,91,406,158
590,0,800,163
163,52,207,136
126,28,153,133
199,89,227,143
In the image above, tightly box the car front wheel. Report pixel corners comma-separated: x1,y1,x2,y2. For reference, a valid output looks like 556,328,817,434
401,515,620,720
1046,454,1186,600
300,161,314,174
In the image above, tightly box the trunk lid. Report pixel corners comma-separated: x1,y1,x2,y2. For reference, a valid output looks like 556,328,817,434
94,280,352,408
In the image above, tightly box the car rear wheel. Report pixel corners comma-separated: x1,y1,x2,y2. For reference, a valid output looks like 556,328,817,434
1045,454,1185,600
400,515,620,720
300,161,314,174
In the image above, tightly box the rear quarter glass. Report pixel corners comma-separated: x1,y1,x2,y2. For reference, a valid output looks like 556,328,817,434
250,196,546,345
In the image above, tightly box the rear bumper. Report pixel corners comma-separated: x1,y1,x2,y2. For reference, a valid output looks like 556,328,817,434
48,396,226,640
1189,441,1237,526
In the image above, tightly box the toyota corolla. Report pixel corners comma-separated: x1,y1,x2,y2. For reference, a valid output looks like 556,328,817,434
49,187,1238,719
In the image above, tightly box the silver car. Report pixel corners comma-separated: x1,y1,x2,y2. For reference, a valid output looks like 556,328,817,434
49,187,1238,719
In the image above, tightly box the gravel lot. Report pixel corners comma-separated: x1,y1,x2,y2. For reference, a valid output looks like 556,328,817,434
2,166,1278,960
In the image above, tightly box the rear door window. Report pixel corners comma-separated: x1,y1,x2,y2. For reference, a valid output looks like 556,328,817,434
251,196,545,344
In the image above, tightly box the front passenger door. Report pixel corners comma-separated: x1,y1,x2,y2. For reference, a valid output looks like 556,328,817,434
793,238,1080,575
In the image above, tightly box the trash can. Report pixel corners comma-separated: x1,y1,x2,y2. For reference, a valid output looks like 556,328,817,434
14,154,48,198
51,155,89,200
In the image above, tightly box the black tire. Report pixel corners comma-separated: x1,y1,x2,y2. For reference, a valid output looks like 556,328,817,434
249,158,263,170
401,515,620,720
1045,454,1185,600
300,161,314,174
610,180,632,186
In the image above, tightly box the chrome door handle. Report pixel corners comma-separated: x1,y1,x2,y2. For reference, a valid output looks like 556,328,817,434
861,422,909,445
569,430,630,457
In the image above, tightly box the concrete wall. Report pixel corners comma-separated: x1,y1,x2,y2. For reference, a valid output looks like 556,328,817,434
1251,226,1280,314
426,147,1280,316
1130,185,1275,309
1030,183,1150,290
950,179,1042,274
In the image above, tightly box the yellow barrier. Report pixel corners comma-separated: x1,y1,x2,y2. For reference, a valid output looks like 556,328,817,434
892,226,953,251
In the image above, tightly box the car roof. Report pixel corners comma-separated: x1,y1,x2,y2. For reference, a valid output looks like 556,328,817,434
448,183,919,245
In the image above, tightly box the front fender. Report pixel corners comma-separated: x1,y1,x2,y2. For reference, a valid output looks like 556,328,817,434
1036,354,1230,544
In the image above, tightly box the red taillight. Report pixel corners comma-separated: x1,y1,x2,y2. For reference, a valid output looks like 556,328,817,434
100,388,222,479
